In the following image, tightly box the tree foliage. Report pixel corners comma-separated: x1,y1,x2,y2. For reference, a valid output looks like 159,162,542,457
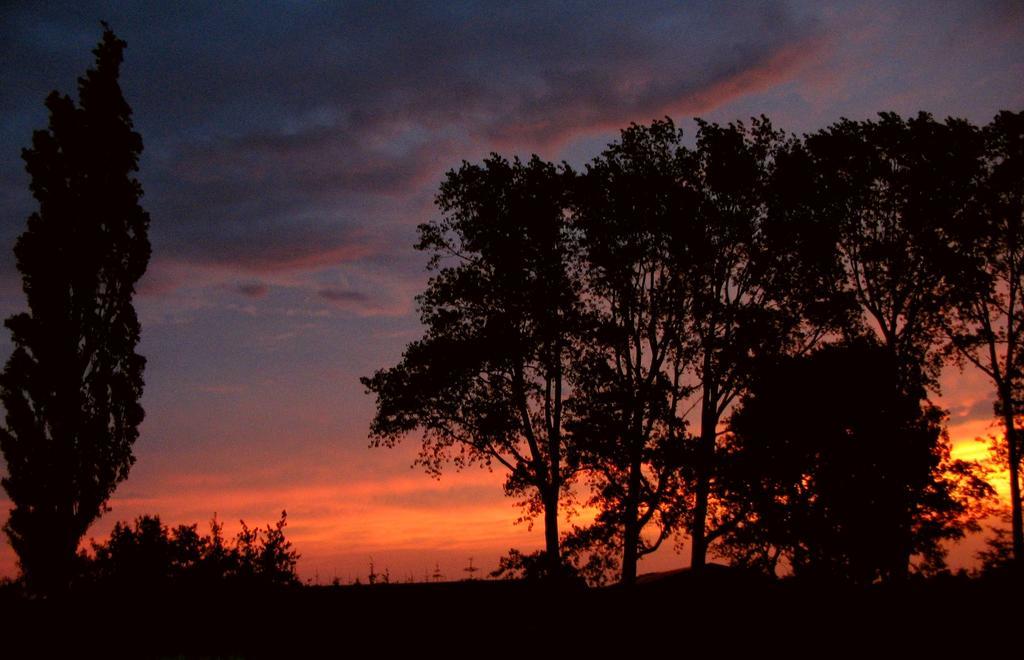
0,24,150,595
89,511,300,590
569,119,695,584
677,117,841,569
942,110,1024,566
361,155,580,577
803,111,985,385
364,110,1014,585
717,342,993,583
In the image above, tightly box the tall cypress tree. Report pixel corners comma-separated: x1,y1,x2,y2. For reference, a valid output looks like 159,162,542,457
0,24,151,595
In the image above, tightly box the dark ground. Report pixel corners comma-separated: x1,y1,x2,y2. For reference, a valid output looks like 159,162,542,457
1,566,1017,658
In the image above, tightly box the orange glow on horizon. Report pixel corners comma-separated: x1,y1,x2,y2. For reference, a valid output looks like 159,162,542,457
949,429,1012,503
0,368,1019,582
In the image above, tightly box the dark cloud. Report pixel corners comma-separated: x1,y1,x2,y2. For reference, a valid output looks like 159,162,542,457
317,288,369,304
0,1,827,286
949,398,996,424
236,282,269,298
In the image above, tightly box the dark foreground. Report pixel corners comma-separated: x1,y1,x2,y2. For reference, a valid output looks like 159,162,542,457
2,566,1018,657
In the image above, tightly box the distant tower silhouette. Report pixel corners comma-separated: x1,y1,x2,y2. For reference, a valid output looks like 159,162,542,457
463,557,479,580
368,557,377,585
431,562,444,582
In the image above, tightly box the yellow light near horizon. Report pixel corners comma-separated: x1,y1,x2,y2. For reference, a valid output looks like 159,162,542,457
949,429,1012,503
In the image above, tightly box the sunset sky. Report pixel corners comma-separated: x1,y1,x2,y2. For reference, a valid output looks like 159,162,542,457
1,1,1022,582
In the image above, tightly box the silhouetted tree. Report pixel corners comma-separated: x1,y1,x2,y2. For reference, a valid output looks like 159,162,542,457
89,510,299,589
362,155,581,579
91,515,193,588
944,111,1024,566
0,24,151,595
802,111,988,575
977,511,1018,575
718,341,992,583
195,513,234,583
560,118,841,581
569,119,695,585
803,112,982,383
234,510,300,587
679,118,836,569
489,546,594,585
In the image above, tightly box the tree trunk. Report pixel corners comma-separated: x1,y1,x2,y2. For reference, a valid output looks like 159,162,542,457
690,449,711,570
620,455,643,586
1001,399,1024,565
690,397,717,571
621,519,639,586
690,349,718,571
543,487,561,579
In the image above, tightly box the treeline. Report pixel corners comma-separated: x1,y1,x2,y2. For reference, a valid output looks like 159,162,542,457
364,110,1024,586
44,511,300,592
